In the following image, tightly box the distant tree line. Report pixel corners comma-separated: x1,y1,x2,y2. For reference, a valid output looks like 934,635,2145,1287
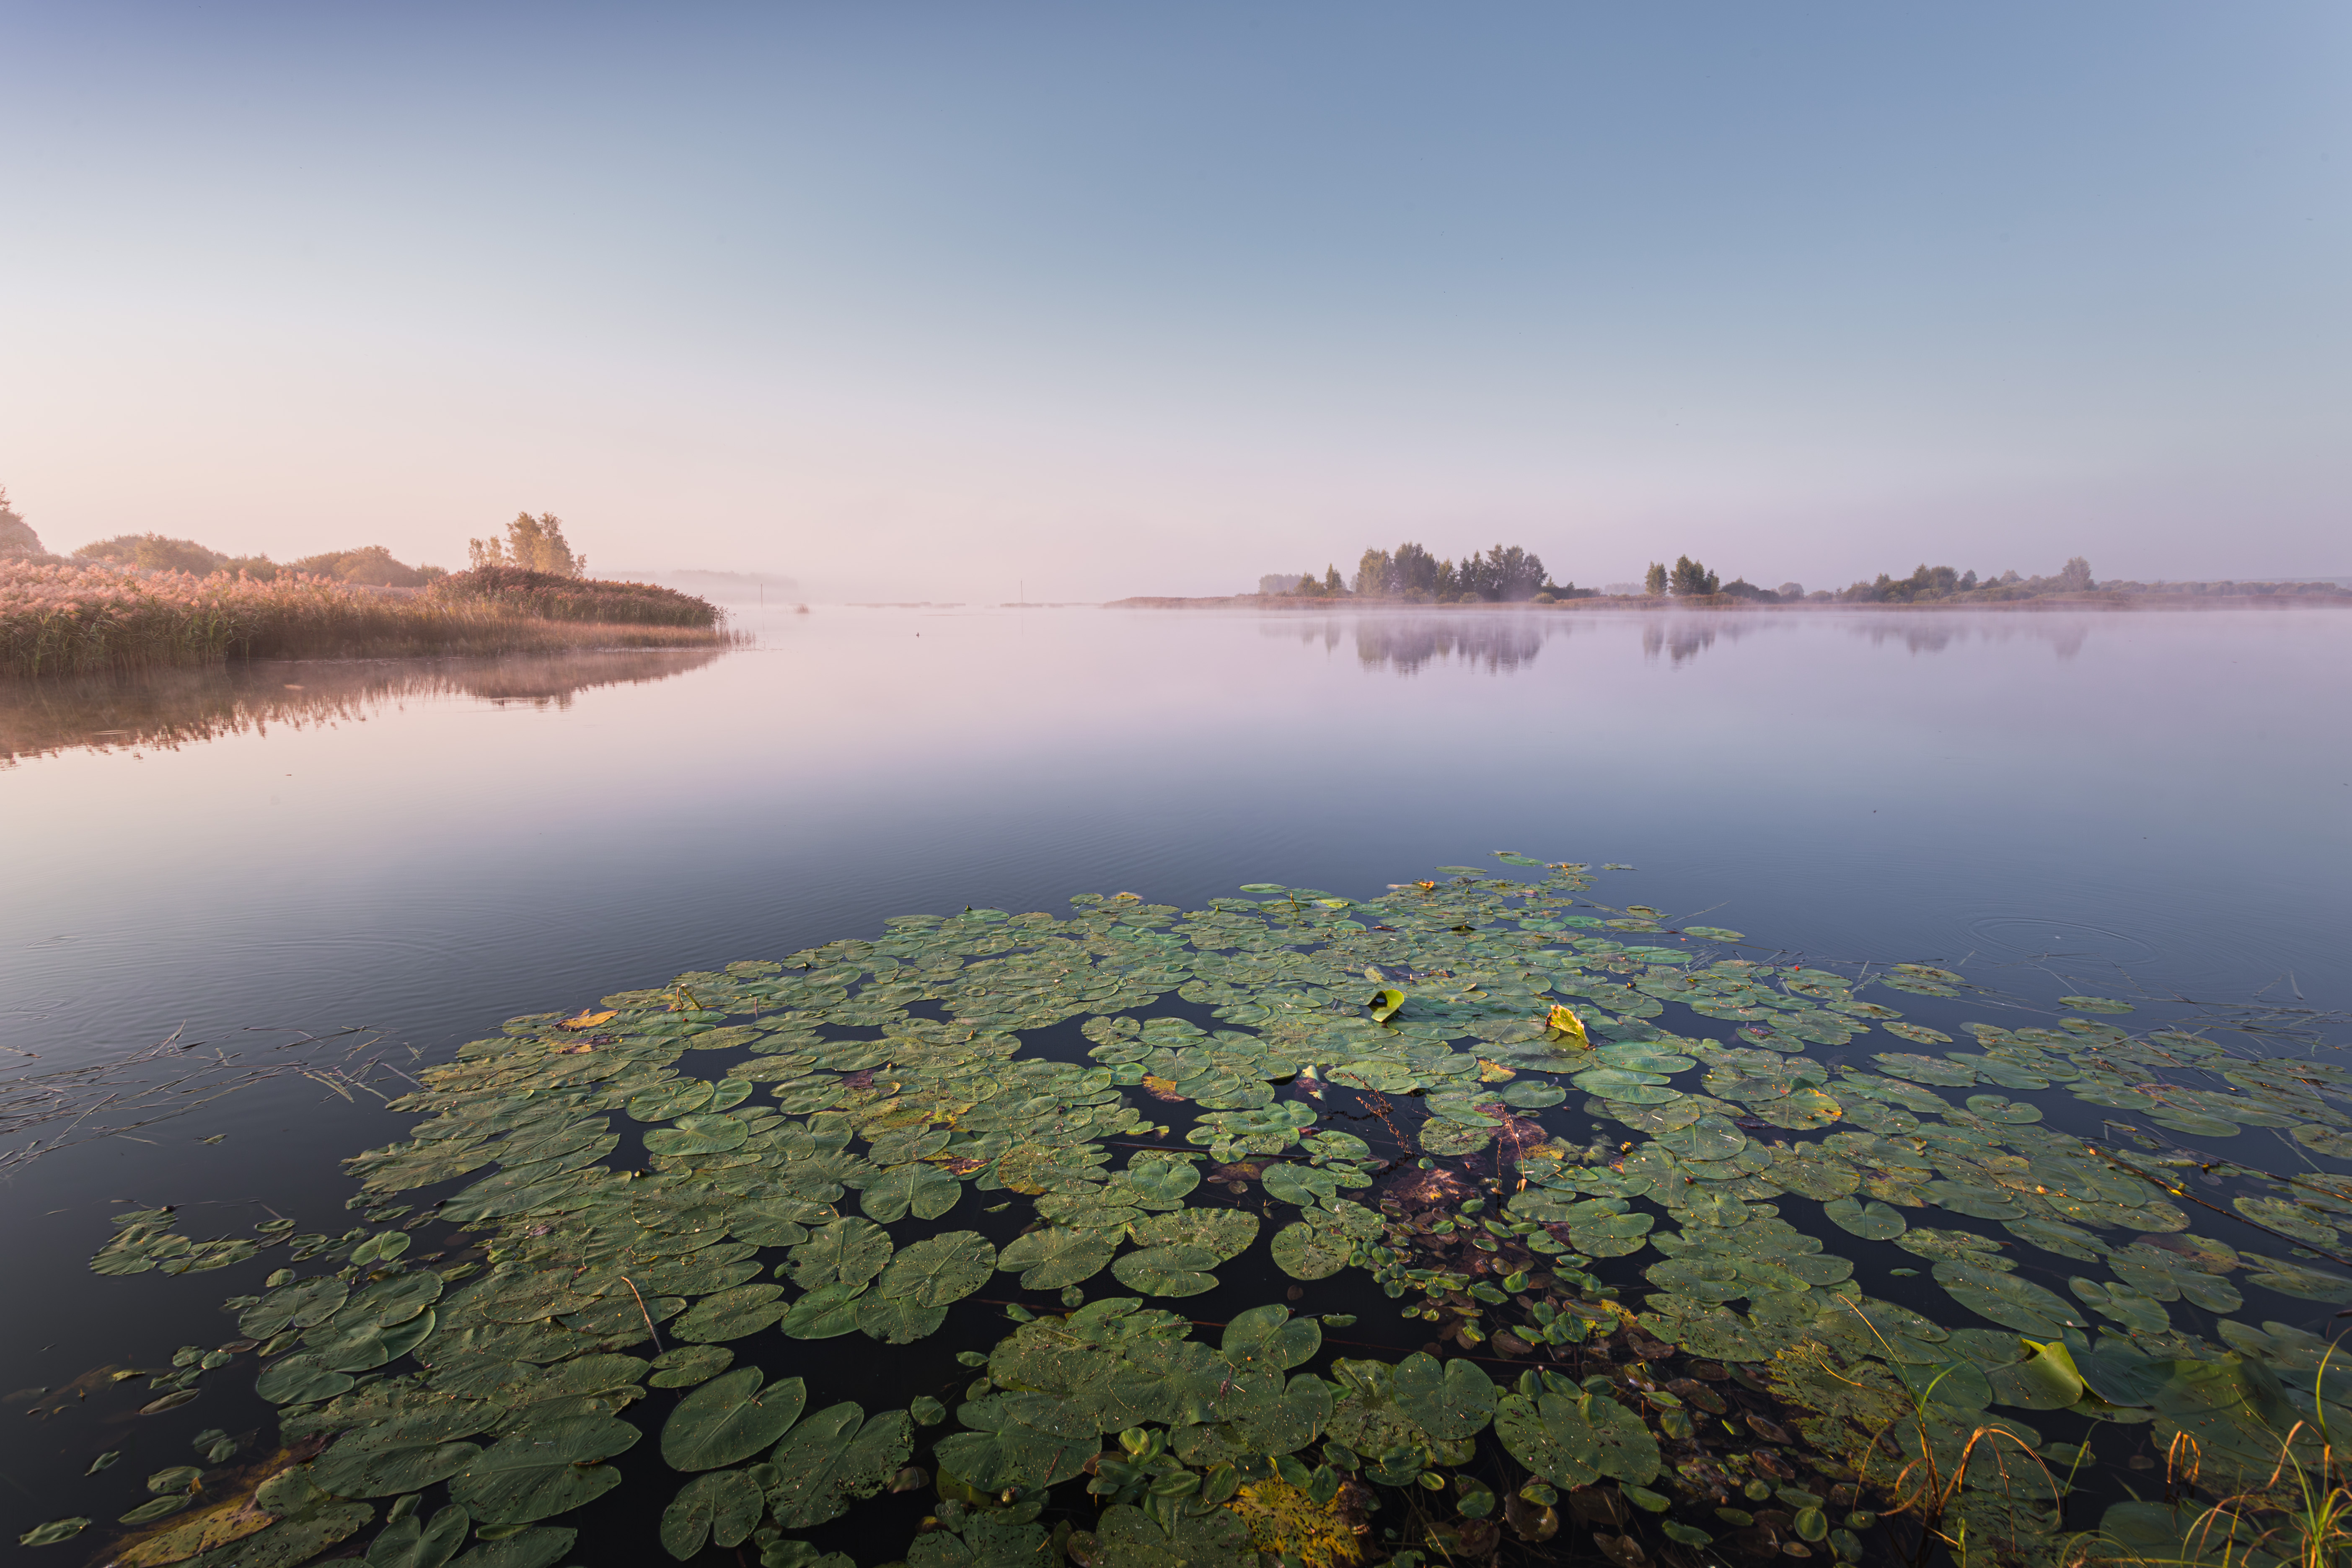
1265,542,1591,602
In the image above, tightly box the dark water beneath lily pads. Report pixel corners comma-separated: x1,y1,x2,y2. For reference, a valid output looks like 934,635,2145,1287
3,608,2349,1568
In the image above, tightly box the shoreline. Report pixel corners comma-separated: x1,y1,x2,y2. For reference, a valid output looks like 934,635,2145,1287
1102,592,2352,612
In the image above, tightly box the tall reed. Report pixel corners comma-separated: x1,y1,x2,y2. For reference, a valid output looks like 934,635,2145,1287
1,561,729,678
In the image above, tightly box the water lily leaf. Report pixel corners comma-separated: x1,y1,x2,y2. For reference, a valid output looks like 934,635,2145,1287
861,1163,964,1224
1111,1245,1221,1297
18,1519,91,1548
1093,1502,1255,1568
1130,1208,1258,1263
1501,1080,1567,1108
877,1232,995,1307
239,1277,351,1339
1822,1196,1907,1241
1987,1340,2087,1410
1368,988,1405,1023
766,1403,914,1528
642,1114,749,1159
1496,1390,1658,1488
660,1368,807,1471
340,1270,444,1329
660,1470,766,1560
2071,1278,2172,1335
1935,1263,2081,1336
730,1198,831,1248
856,1295,949,1343
1269,1223,1348,1281
781,1281,869,1338
933,1404,1094,1492
1120,1159,1201,1207
255,1354,356,1405
787,1219,894,1289
1221,1305,1321,1371
998,1228,1115,1290
674,1285,787,1343
1261,1162,1339,1207
446,1525,573,1568
1392,1351,1496,1442
449,1412,638,1523
647,1345,734,1389
311,1433,483,1498
363,1504,469,1568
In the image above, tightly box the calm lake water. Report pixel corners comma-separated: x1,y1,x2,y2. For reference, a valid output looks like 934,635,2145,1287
4,605,2347,1562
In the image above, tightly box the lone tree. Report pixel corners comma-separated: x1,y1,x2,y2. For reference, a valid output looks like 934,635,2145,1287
1644,562,1668,596
2057,556,2093,591
471,512,585,577
0,489,43,558
1669,555,1720,596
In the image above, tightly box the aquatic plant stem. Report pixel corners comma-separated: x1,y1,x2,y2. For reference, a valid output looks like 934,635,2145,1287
2086,1143,2352,1274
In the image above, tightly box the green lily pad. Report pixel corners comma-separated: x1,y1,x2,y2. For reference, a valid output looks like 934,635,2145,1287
997,1228,1115,1290
1268,1222,1348,1281
1111,1245,1221,1297
450,1411,639,1523
766,1403,914,1527
781,1281,869,1338
256,1353,357,1405
660,1368,807,1470
787,1219,894,1289
1392,1352,1496,1442
1822,1196,1908,1241
239,1277,351,1339
311,1433,483,1498
1500,1081,1567,1108
861,1163,964,1224
1093,1501,1255,1568
877,1232,996,1307
674,1284,787,1343
1130,1208,1258,1263
362,1504,469,1568
660,1469,766,1560
648,1345,734,1389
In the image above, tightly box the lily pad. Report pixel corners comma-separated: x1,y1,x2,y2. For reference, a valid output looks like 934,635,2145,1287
660,1368,807,1471
787,1220,894,1290
997,1228,1115,1290
648,1345,735,1389
674,1285,787,1343
878,1232,996,1307
1822,1196,1908,1240
450,1411,639,1523
660,1470,766,1560
1111,1245,1221,1297
1268,1222,1348,1281
766,1403,914,1528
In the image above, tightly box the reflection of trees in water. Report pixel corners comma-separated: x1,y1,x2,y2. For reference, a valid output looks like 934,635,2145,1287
0,649,724,766
1349,616,1554,674
1849,615,2092,660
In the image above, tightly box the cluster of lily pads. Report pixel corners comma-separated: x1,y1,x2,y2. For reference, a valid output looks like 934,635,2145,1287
45,856,2352,1568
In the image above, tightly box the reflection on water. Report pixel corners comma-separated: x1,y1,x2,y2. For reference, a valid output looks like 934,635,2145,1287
1265,613,1568,674
1255,607,2109,678
0,648,724,767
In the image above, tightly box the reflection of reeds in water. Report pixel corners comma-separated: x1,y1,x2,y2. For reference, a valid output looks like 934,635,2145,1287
0,648,725,767
1,560,730,678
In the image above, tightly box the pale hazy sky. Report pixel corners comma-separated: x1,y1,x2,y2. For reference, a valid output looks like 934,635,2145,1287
2,4,2345,598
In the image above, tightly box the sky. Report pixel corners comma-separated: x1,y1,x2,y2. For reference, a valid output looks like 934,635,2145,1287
1,3,2346,600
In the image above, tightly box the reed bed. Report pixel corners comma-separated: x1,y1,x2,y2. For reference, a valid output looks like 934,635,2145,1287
1,560,728,678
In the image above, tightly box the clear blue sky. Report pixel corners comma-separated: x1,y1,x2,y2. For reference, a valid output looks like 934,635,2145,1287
2,3,2344,596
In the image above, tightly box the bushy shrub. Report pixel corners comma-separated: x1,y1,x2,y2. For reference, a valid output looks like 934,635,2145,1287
429,566,719,627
